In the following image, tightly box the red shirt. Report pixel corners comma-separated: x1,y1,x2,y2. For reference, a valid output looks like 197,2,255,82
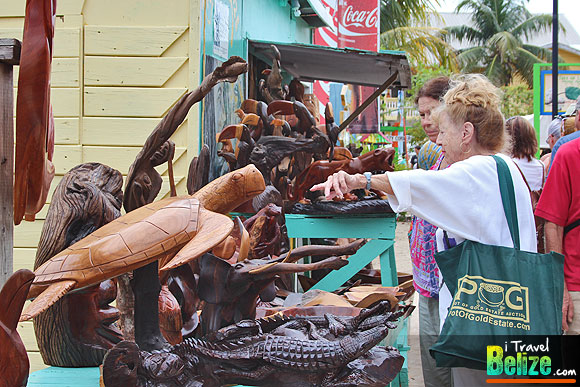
536,138,580,290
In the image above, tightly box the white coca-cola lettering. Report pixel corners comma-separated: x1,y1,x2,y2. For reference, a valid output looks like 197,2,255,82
341,5,378,29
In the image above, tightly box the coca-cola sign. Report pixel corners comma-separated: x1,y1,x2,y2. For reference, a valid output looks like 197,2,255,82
337,0,379,51
341,5,378,29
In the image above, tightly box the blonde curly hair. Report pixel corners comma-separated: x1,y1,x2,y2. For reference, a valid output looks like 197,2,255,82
442,74,505,152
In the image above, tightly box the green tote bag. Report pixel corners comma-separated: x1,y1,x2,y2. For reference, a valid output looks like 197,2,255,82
429,155,564,369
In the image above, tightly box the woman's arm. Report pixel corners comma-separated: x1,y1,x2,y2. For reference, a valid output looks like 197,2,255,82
310,170,393,199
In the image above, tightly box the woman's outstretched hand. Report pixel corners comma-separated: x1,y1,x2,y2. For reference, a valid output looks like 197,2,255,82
310,171,364,200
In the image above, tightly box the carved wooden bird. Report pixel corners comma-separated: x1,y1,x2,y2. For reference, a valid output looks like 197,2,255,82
259,45,287,103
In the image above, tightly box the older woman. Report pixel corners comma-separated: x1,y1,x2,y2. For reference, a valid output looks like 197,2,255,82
312,75,536,386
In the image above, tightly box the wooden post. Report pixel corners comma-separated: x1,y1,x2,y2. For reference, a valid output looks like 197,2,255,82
0,39,21,288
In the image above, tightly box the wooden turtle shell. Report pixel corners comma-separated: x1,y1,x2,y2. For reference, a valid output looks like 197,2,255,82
22,197,233,321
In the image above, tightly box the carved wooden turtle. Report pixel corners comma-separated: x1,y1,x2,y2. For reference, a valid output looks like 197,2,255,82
22,164,266,322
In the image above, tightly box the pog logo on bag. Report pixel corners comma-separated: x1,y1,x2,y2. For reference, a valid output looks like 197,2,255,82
448,275,530,330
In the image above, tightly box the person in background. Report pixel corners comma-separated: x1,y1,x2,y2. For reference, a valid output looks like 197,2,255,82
541,117,562,175
416,76,449,171
505,116,544,191
550,97,580,171
408,76,452,387
410,145,421,169
536,138,580,333
563,116,577,136
312,74,536,386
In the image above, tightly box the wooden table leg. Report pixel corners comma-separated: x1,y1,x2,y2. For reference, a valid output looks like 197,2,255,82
379,241,397,287
311,239,394,292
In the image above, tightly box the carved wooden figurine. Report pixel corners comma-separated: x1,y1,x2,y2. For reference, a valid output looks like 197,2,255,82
13,0,57,224
197,239,366,335
33,163,123,366
289,147,396,202
259,45,287,103
0,270,35,387
103,302,407,387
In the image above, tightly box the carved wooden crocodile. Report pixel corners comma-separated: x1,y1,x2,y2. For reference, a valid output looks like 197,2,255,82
103,302,411,386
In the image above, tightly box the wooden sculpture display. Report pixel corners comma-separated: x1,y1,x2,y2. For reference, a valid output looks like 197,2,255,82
32,163,124,366
13,0,57,224
19,195,235,321
0,269,35,387
102,301,407,387
289,147,396,203
187,144,210,195
243,203,284,259
197,239,365,335
259,45,287,103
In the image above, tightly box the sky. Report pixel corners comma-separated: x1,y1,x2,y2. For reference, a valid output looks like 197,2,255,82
436,0,580,38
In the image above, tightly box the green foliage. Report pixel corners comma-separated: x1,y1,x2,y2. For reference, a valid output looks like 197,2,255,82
409,62,454,102
406,121,428,146
380,0,440,32
500,84,533,118
379,0,458,71
446,0,561,87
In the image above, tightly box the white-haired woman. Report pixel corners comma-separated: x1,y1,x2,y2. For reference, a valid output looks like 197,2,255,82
311,75,537,386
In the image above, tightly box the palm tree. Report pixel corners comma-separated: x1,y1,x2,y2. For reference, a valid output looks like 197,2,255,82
380,0,458,71
445,0,559,86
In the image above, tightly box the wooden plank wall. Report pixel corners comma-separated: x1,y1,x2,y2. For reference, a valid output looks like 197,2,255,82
0,0,201,372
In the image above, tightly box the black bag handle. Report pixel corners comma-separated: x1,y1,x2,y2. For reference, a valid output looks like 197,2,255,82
492,155,520,250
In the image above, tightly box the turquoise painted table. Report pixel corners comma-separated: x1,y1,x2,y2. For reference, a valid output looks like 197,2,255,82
28,367,100,386
285,212,409,387
284,213,398,291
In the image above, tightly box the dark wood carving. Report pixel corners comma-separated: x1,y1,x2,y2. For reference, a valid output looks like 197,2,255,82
103,302,407,387
13,0,57,224
186,144,210,195
243,203,284,259
267,100,326,140
197,239,365,335
289,147,396,202
258,45,286,103
250,135,330,185
0,269,34,387
32,163,123,366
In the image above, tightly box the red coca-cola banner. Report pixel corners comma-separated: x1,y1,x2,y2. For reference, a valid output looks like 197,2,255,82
314,0,380,133
337,0,379,51
338,0,380,133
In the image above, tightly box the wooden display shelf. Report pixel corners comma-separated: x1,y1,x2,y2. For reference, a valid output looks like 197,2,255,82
284,212,398,290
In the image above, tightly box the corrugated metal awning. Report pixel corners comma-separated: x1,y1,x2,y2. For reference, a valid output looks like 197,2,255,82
249,40,411,88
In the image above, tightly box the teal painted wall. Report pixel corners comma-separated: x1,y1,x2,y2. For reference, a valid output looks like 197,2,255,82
199,0,313,63
199,0,245,61
242,0,312,46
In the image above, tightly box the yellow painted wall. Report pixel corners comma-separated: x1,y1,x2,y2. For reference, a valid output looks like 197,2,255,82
560,49,580,64
0,0,201,372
